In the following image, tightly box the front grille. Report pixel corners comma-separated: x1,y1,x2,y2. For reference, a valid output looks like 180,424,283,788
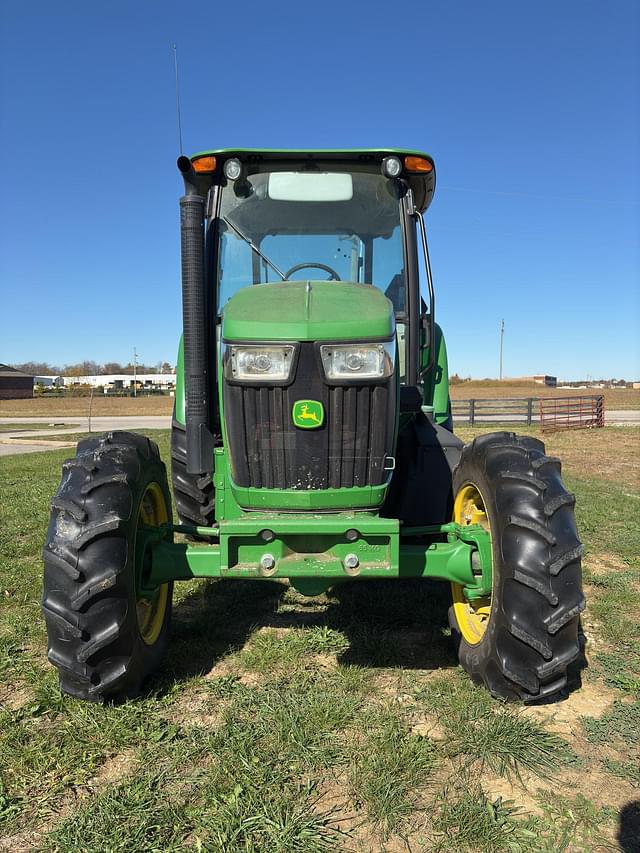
223,342,396,490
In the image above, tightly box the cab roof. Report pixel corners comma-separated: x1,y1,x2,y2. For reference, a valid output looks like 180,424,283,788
189,148,436,212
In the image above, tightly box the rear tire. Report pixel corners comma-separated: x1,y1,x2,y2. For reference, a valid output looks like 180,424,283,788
170,414,215,527
42,431,173,702
449,432,585,702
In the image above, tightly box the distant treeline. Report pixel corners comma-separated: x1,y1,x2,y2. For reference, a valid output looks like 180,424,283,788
12,361,174,377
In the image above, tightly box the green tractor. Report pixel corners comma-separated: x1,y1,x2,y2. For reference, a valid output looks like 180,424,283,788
42,149,584,703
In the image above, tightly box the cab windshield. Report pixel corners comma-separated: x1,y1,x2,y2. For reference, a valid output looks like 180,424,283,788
216,168,407,315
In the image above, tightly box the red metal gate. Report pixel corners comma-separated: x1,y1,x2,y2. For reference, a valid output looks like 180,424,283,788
539,395,605,433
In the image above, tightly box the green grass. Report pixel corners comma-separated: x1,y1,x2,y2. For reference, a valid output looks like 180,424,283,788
0,422,59,432
238,625,350,674
581,698,640,746
417,673,572,780
570,473,640,565
431,783,540,852
534,790,618,852
0,427,637,849
349,713,437,838
37,427,171,444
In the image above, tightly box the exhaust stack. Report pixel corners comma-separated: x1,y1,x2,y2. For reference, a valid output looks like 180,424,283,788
178,156,214,474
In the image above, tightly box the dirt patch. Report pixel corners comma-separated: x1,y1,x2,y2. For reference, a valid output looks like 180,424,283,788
579,600,608,654
313,775,412,853
172,698,226,730
556,765,637,817
167,675,241,729
0,828,46,852
314,652,338,670
410,716,447,741
202,656,263,687
0,685,36,712
481,771,545,816
85,749,138,789
584,552,635,577
523,681,616,738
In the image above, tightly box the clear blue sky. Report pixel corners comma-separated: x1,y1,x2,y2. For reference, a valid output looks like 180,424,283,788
1,0,638,379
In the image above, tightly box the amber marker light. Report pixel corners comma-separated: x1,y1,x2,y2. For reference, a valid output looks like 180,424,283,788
192,155,217,173
404,156,433,173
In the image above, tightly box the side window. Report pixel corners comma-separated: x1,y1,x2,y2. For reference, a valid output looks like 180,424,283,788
371,225,405,313
218,227,254,311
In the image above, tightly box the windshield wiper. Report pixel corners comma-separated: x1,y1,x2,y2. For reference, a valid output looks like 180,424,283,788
222,216,286,281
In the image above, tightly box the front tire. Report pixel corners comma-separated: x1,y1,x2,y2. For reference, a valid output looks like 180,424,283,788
42,432,173,702
449,432,585,702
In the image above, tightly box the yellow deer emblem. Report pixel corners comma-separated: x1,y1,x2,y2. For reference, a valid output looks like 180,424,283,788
292,400,325,429
298,404,320,423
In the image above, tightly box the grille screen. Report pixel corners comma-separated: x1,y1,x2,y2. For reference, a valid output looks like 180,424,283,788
223,342,395,490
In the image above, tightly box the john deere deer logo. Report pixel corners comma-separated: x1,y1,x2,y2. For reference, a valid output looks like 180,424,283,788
292,400,324,429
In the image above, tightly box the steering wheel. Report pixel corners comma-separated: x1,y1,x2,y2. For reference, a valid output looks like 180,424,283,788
284,262,341,281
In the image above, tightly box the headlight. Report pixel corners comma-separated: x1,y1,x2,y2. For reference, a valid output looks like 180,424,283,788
225,344,295,381
320,343,395,380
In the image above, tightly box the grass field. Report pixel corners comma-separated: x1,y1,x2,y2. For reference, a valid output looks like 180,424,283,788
1,427,638,851
0,396,174,417
0,424,57,433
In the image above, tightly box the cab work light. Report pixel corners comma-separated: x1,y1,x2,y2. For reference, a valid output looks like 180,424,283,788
223,158,243,180
381,156,402,178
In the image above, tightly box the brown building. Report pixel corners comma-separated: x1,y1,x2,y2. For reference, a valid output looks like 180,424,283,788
532,375,557,387
0,364,34,399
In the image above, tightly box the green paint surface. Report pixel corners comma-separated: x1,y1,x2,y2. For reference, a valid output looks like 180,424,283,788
292,399,324,429
147,515,485,592
222,281,394,342
191,146,433,162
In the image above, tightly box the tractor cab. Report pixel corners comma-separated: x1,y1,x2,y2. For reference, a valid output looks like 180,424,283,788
175,149,448,483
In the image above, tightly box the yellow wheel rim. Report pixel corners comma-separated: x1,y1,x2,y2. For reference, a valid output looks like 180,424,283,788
451,483,492,645
136,482,169,646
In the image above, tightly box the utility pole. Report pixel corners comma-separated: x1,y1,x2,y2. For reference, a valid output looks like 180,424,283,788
499,319,504,381
133,347,138,397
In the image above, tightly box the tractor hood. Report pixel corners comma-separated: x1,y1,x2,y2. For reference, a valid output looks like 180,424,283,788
221,281,395,342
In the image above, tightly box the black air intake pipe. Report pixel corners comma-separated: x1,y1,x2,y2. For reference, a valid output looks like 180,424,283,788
178,156,214,474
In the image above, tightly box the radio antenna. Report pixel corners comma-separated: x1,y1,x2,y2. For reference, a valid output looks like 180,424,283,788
172,43,184,155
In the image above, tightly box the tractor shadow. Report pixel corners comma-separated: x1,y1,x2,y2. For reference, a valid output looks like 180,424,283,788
326,578,457,670
151,577,586,698
617,801,640,853
151,577,456,695
154,579,288,693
